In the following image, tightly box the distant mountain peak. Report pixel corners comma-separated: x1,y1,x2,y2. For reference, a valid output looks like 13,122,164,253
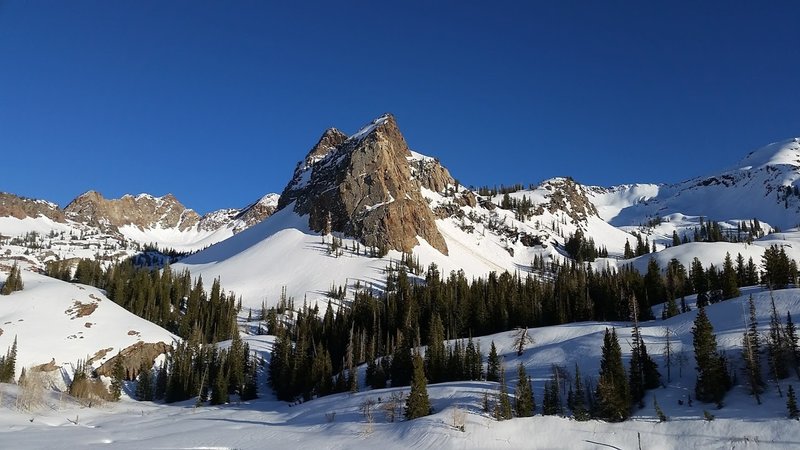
732,137,800,172
278,113,450,254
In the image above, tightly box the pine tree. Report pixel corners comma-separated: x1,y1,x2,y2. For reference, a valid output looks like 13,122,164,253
0,262,23,295
514,363,534,417
788,385,799,419
692,306,730,404
424,314,446,383
496,366,513,420
786,312,800,377
767,295,789,380
742,295,763,403
135,363,154,401
405,353,431,420
486,341,501,382
0,336,17,383
110,353,125,401
595,328,630,422
721,253,740,299
572,363,589,421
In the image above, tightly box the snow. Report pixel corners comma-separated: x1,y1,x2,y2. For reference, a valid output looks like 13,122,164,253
348,114,391,142
0,267,177,385
3,287,800,448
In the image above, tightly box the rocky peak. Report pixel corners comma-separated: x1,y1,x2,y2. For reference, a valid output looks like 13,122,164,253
231,193,280,233
278,114,449,255
535,177,599,223
0,192,65,222
64,191,201,232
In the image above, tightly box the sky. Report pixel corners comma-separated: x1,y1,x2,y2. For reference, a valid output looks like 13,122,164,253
1,1,799,214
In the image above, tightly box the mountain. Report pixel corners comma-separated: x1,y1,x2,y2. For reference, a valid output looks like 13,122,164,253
598,138,800,230
0,267,176,388
0,191,279,269
278,114,454,255
172,116,800,310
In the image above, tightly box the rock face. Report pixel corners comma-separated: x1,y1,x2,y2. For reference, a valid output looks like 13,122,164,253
0,193,65,222
230,193,280,233
95,341,171,381
279,114,451,255
535,177,599,224
65,191,200,232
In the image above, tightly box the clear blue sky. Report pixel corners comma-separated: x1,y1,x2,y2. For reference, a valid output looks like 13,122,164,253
1,1,799,214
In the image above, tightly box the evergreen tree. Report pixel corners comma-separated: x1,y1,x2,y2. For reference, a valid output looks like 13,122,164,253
788,385,799,419
514,363,534,417
572,363,589,421
496,366,513,420
767,295,790,380
136,363,154,401
391,328,414,387
0,337,17,383
110,353,125,401
692,306,730,404
486,341,501,382
0,262,23,295
742,295,763,403
721,253,740,299
405,353,431,420
595,328,630,422
424,314,447,383
786,312,800,377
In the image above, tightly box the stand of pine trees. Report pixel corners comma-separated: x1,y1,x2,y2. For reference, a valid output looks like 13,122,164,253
0,262,23,295
47,259,240,343
0,337,18,383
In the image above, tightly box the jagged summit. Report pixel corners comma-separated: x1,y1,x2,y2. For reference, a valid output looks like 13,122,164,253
65,190,201,232
278,113,450,254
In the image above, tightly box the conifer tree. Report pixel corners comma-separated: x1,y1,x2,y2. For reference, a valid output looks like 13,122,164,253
768,295,789,380
786,312,800,377
572,363,589,421
0,337,17,383
514,363,534,417
0,262,23,295
742,295,763,403
405,353,431,420
391,328,414,387
110,353,125,401
595,328,630,422
486,341,501,382
424,314,446,383
136,363,154,401
692,306,730,404
721,253,740,299
496,366,513,420
788,385,799,420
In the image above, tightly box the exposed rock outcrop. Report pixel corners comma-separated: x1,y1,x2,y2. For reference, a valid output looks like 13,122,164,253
95,341,171,381
0,192,65,222
279,114,450,255
65,191,200,232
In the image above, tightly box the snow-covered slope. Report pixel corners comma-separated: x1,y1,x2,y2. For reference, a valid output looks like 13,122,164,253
0,265,177,385
2,288,800,449
604,138,800,230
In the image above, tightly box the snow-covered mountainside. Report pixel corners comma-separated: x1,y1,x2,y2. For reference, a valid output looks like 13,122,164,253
0,191,279,269
599,138,800,230
0,264,177,388
2,288,799,449
173,115,800,310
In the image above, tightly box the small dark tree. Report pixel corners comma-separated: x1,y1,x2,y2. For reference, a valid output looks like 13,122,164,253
496,366,513,420
788,385,799,420
110,353,125,401
594,328,630,422
692,306,730,404
514,363,534,417
486,341,501,382
405,353,431,420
